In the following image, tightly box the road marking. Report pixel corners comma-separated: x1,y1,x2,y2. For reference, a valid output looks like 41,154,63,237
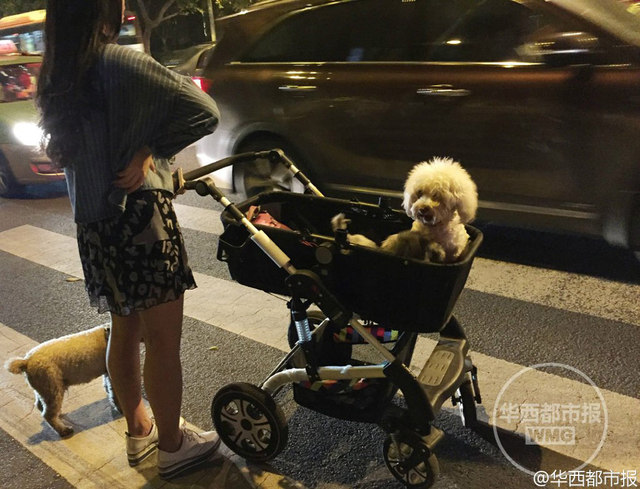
1,224,639,475
0,225,84,278
466,259,640,327
174,203,225,236
172,203,640,327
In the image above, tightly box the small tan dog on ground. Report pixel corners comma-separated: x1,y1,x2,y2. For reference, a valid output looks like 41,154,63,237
5,324,120,437
332,157,478,263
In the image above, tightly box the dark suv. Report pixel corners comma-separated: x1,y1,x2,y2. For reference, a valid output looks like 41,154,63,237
195,0,640,255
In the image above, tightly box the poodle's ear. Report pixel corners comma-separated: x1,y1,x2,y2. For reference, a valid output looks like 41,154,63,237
402,162,426,217
453,173,478,223
402,189,413,217
455,195,477,223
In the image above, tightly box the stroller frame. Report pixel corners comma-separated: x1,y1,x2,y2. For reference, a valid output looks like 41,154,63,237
182,150,482,488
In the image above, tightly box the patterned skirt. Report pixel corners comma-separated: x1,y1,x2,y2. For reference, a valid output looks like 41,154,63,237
76,190,196,316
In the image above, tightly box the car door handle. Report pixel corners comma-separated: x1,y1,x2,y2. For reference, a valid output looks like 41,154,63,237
417,85,470,97
278,85,317,92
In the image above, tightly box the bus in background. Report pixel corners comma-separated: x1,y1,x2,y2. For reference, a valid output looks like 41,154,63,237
0,10,143,54
0,10,45,54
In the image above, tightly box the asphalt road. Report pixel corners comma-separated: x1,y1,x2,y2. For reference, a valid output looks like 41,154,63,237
0,167,639,489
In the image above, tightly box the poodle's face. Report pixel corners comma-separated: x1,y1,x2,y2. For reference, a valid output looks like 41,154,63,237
402,158,478,226
405,185,458,226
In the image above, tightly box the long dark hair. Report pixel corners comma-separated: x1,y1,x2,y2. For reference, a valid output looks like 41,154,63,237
36,0,123,167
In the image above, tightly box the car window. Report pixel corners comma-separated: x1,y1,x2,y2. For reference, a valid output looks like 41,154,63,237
0,61,40,103
427,0,565,62
242,0,611,65
118,24,139,46
242,0,476,63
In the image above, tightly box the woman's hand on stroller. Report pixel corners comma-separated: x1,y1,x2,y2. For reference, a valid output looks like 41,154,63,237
172,167,186,197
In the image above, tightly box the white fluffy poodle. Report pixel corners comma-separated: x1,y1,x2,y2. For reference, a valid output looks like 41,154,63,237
4,324,120,437
332,157,478,263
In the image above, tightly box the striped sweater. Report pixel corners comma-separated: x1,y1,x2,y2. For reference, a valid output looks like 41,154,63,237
64,43,219,223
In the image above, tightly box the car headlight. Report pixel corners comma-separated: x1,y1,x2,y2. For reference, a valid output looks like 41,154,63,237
13,122,44,147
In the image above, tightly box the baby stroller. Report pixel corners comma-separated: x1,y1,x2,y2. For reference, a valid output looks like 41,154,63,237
181,150,483,488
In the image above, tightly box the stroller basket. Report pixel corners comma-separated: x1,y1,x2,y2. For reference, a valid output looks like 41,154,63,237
218,191,482,333
293,375,396,423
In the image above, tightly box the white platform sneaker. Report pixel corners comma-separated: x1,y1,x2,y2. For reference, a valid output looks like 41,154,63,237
157,427,221,479
126,417,185,467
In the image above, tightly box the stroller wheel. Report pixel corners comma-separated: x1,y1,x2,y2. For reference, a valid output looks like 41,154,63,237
383,431,439,488
211,382,288,462
454,376,478,428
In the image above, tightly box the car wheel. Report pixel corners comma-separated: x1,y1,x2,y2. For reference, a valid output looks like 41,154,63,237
234,137,306,197
0,160,22,198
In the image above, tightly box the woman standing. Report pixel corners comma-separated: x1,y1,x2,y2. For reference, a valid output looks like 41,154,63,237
37,0,221,479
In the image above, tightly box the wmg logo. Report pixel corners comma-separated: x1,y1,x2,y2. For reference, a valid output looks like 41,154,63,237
525,426,575,445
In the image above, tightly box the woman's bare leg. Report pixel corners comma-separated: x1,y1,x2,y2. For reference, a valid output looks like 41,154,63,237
108,312,153,437
138,295,185,452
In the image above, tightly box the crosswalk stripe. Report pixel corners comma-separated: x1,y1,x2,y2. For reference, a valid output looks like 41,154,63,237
0,224,638,475
173,203,224,236
0,225,84,278
172,202,640,327
466,259,640,327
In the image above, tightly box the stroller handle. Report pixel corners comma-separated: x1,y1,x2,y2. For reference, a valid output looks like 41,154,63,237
178,148,324,197
179,149,323,276
181,175,296,275
181,150,271,182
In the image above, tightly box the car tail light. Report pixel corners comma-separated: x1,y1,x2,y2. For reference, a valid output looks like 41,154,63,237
192,76,212,93
30,162,63,175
